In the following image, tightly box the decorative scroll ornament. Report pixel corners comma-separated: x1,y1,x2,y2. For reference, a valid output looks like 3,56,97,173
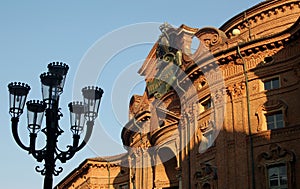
194,163,218,189
257,144,295,162
195,27,227,49
257,144,296,189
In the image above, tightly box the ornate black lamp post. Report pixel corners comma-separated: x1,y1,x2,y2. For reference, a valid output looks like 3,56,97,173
8,62,103,189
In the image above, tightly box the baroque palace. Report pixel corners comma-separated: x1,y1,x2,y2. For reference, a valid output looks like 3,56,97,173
57,0,300,188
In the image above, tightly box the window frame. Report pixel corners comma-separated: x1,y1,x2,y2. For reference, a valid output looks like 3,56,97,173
267,163,288,189
255,100,288,132
257,144,295,189
265,110,284,130
198,95,213,114
203,129,214,148
199,123,216,153
263,76,280,91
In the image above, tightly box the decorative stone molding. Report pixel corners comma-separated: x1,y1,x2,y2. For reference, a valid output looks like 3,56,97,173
222,0,300,39
211,88,226,105
129,95,150,119
226,82,246,99
257,144,295,163
199,120,215,132
293,62,300,78
255,99,288,131
194,163,218,189
257,143,296,189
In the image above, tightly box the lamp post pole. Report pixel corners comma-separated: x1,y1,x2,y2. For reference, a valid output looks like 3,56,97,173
8,62,104,189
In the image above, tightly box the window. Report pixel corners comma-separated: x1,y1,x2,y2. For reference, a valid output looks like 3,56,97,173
264,77,280,90
203,130,213,148
268,164,288,189
199,129,214,153
199,96,212,113
202,99,212,110
258,144,295,189
266,111,284,130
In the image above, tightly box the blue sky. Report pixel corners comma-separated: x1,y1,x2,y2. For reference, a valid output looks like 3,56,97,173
0,1,260,188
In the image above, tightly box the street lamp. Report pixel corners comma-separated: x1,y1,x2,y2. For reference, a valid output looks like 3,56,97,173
8,62,104,189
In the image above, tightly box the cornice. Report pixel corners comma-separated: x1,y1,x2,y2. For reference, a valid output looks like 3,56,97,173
56,153,129,188
251,124,300,147
121,111,151,147
180,16,300,86
55,159,89,188
220,0,300,38
138,43,158,76
150,123,179,147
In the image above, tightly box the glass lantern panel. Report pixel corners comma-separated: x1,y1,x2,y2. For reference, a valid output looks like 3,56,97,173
27,110,44,134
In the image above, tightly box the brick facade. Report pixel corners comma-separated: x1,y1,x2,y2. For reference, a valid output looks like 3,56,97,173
57,1,300,188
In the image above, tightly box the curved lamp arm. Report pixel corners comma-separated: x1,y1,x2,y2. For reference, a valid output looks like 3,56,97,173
56,121,94,163
76,120,94,151
11,117,30,151
29,133,45,162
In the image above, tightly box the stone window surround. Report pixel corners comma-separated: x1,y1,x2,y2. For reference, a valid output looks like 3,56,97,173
198,95,213,114
260,75,281,91
257,144,296,189
255,100,288,132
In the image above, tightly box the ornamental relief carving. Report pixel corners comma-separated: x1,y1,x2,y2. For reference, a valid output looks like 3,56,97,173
211,88,226,105
196,119,215,145
271,39,300,63
158,92,180,110
195,75,208,91
257,144,296,189
199,120,215,132
221,45,283,79
129,95,150,119
194,162,218,188
226,82,246,99
257,143,295,163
